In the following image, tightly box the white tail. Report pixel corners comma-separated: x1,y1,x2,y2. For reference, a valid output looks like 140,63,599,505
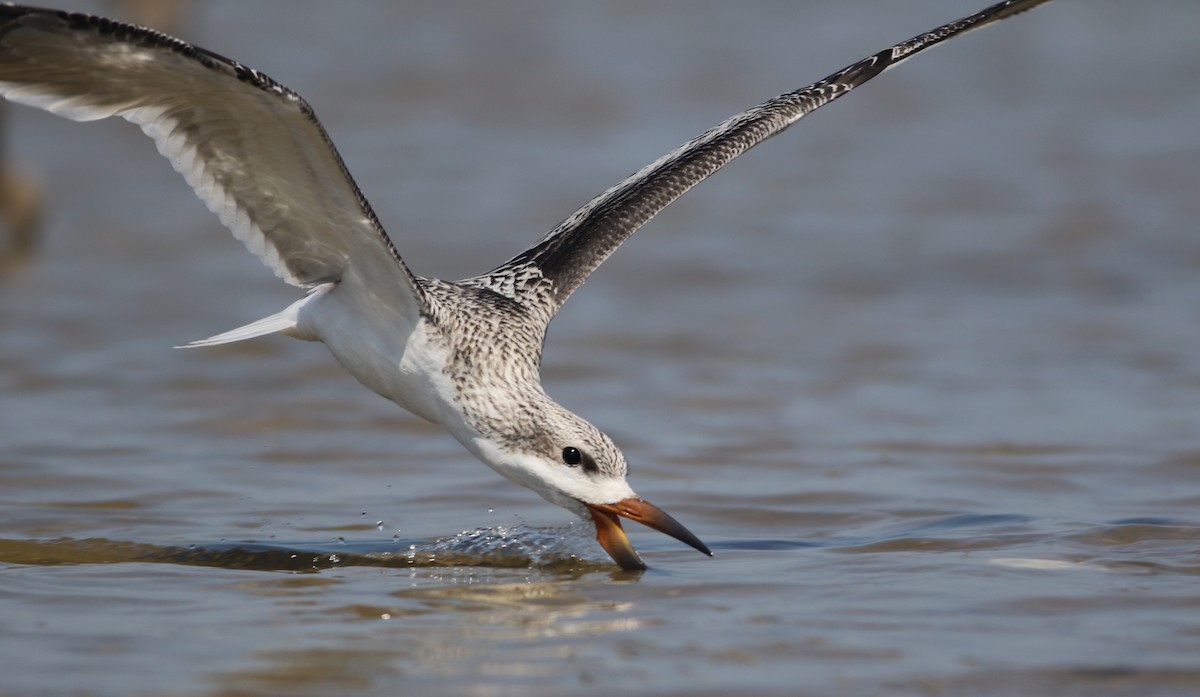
176,284,332,348
176,309,298,348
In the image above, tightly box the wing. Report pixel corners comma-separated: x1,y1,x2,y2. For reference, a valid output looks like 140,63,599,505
474,0,1050,317
0,6,426,316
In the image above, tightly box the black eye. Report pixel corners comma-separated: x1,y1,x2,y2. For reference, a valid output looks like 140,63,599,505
562,447,582,466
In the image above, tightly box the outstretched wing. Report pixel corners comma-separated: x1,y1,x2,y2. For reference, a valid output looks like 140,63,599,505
0,6,426,316
475,0,1050,316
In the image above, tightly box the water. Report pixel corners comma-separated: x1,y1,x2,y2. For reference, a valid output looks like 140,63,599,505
2,1,1199,695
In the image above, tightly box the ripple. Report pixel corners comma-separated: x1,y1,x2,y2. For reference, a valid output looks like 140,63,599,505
0,524,620,573
823,512,1040,553
1068,521,1200,547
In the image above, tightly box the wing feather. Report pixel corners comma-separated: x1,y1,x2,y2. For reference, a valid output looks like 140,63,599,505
0,7,425,316
475,0,1051,317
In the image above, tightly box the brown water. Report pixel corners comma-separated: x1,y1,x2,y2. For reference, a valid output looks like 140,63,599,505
2,2,1199,695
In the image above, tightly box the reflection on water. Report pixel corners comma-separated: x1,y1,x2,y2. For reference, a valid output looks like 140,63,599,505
2,1,1200,696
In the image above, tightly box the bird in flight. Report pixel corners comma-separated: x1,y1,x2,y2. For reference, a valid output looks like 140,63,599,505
0,0,1051,570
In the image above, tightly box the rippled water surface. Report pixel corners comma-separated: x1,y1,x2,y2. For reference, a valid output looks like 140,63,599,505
2,2,1199,695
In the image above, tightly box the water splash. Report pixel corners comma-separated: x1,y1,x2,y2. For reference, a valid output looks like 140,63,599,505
395,522,606,570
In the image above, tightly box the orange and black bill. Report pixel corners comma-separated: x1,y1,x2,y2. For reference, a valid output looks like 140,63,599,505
584,497,712,571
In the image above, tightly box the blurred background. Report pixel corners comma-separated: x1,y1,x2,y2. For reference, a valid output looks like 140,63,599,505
1,2,1198,696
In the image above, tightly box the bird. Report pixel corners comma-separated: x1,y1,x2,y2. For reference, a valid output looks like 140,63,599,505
0,0,1051,570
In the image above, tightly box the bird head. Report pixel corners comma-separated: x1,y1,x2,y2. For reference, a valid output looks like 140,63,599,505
470,404,712,570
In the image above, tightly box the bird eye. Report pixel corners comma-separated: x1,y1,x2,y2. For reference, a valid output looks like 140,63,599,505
561,447,582,466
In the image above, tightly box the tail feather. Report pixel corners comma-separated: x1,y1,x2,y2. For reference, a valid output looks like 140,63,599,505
176,309,297,348
177,284,332,349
